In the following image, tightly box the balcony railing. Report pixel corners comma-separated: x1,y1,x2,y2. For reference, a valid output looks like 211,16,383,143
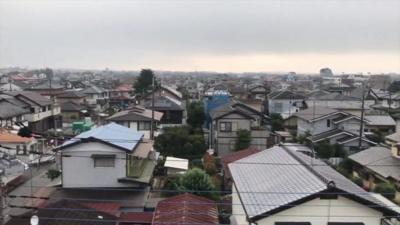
25,106,61,122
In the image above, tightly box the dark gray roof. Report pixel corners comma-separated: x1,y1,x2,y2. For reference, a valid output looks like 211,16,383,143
5,91,52,106
27,80,64,90
209,101,263,120
229,144,398,220
144,96,184,111
308,129,353,142
269,91,305,100
60,101,83,112
0,100,28,119
313,92,360,101
349,146,400,181
57,90,86,98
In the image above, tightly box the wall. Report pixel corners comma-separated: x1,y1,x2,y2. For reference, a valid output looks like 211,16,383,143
61,142,137,188
269,99,303,119
231,191,383,225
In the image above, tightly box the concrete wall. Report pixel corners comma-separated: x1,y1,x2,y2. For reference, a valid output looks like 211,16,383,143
61,142,137,188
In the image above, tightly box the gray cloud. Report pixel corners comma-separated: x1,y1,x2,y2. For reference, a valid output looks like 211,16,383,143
0,0,399,71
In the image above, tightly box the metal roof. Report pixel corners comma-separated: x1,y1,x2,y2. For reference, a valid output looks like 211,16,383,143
60,123,143,151
229,144,397,220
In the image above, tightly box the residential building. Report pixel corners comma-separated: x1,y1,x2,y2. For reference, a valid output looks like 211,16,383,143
267,91,305,119
106,106,163,139
141,85,183,103
56,90,87,105
287,107,375,153
144,96,184,124
349,145,400,203
152,193,219,225
0,99,28,127
229,144,399,225
82,84,109,111
209,101,271,156
164,156,189,175
25,80,65,96
1,91,62,133
56,123,157,188
60,101,85,124
249,85,269,101
0,128,37,155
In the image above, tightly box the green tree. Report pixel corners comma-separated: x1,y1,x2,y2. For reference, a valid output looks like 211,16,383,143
154,126,206,159
270,113,284,131
187,101,206,129
235,129,252,151
315,140,334,159
133,69,155,95
374,183,396,200
178,168,216,199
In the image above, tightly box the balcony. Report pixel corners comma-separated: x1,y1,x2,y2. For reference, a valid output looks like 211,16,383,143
118,156,156,185
25,106,61,122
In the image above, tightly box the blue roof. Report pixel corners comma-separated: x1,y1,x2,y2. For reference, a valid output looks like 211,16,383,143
60,123,143,151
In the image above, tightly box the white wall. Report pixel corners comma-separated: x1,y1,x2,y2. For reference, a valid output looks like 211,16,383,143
232,192,383,225
269,99,303,119
61,142,136,188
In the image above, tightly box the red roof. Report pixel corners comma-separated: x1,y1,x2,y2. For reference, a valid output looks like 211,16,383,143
81,202,121,217
221,147,261,181
119,212,154,224
152,193,218,225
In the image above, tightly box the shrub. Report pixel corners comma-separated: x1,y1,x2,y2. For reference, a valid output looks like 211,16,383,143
374,183,396,200
46,169,61,181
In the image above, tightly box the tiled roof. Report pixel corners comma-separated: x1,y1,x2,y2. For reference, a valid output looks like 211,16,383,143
57,90,86,98
5,199,118,225
60,101,83,112
365,115,396,126
153,193,219,225
0,100,28,119
269,91,305,100
0,129,33,143
229,144,398,220
291,107,340,122
349,146,400,181
58,123,143,152
144,96,184,111
119,212,153,224
6,91,52,106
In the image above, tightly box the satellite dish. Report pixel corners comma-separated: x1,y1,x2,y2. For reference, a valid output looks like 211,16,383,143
30,215,39,225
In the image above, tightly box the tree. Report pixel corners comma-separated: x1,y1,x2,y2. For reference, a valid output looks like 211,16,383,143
270,113,284,132
154,126,206,159
374,183,396,200
315,140,334,159
178,168,216,199
235,129,252,151
187,101,205,129
133,69,155,95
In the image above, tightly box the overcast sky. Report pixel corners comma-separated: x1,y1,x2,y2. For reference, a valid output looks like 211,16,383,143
0,0,399,73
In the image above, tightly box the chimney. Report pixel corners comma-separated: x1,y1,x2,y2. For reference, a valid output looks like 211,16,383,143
391,143,400,159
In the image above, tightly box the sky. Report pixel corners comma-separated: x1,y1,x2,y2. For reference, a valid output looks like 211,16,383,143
0,0,399,74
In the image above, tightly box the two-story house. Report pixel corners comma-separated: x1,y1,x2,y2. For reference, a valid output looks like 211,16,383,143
209,101,271,156
81,84,109,111
56,123,157,188
230,144,400,225
268,91,305,119
143,96,184,125
287,107,376,153
106,106,163,139
1,91,62,133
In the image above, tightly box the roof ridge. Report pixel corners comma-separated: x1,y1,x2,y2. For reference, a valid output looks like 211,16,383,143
281,144,333,188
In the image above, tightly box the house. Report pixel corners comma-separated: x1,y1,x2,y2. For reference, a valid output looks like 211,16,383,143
143,96,184,124
221,147,260,190
267,91,305,119
209,101,271,156
141,85,183,103
229,144,400,225
164,156,189,175
249,85,269,100
60,101,85,124
81,84,109,110
106,106,163,139
56,123,157,188
349,145,400,203
56,90,87,105
25,80,65,96
0,99,28,127
306,92,375,116
287,107,375,153
0,82,23,91
152,193,219,225
1,91,62,133
109,84,135,109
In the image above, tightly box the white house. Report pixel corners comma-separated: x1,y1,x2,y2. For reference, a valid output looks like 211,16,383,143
106,106,163,139
268,91,305,119
57,123,156,188
229,144,400,225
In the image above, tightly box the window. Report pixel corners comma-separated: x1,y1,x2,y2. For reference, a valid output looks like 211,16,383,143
220,122,232,132
42,106,46,112
327,119,331,127
138,121,151,131
92,155,115,167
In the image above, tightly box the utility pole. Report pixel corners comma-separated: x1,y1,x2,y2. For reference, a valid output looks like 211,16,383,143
0,174,4,225
358,84,367,151
150,75,155,140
